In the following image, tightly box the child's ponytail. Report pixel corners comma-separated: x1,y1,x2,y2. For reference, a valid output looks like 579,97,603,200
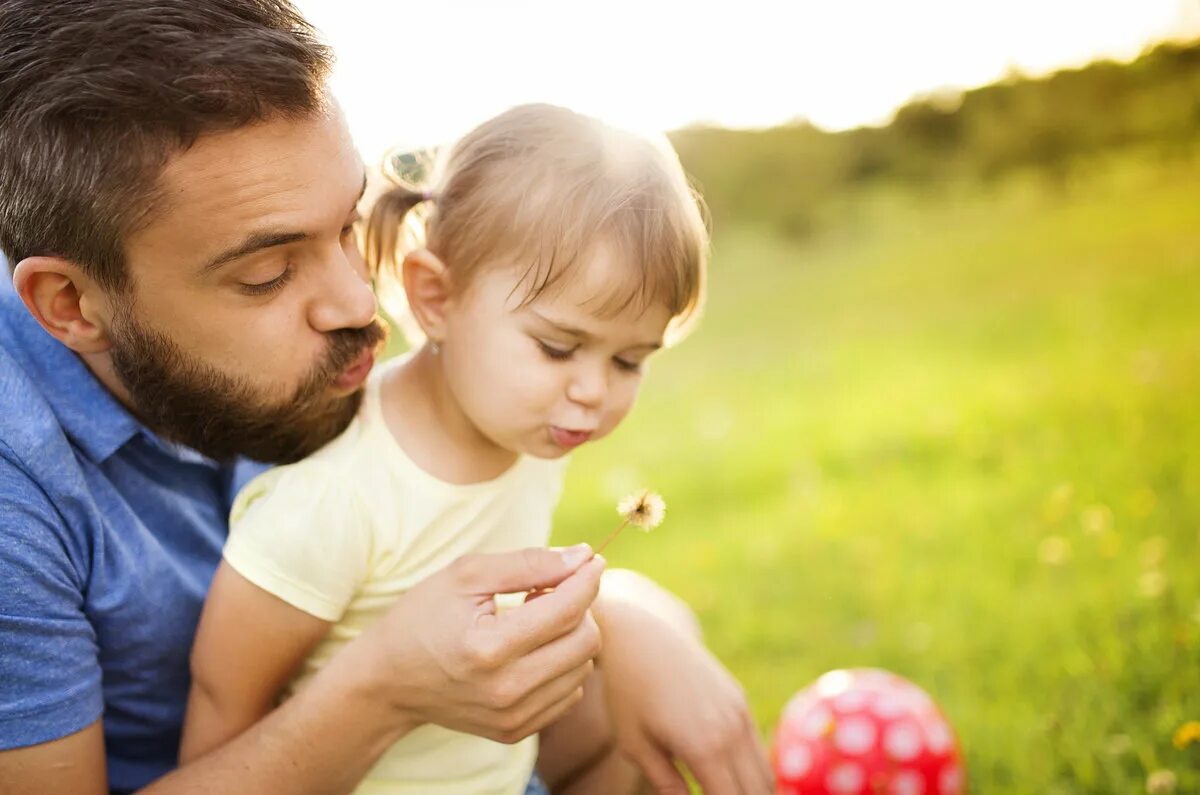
363,184,431,280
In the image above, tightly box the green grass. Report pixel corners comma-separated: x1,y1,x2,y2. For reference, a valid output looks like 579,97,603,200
549,151,1200,793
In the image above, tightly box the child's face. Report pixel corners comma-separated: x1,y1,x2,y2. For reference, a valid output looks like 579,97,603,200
439,246,672,459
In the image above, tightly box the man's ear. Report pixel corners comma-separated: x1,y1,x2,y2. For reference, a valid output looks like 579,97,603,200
401,248,452,344
11,256,114,354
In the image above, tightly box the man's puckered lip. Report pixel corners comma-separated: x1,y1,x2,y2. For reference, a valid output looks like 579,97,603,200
333,348,375,390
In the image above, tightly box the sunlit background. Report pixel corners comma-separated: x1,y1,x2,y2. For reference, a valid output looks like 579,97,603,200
298,0,1199,160
297,2,1200,792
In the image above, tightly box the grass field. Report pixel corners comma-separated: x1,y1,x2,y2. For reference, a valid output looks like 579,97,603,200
549,150,1200,793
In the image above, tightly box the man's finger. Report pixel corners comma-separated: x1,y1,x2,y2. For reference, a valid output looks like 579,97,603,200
495,556,605,656
455,544,595,595
507,611,600,689
504,681,587,742
630,740,689,795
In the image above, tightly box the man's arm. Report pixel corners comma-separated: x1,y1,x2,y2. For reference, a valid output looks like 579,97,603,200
1,666,403,795
0,454,108,793
0,546,605,794
0,723,106,793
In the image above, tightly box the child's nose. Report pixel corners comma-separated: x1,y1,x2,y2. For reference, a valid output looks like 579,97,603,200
565,362,608,407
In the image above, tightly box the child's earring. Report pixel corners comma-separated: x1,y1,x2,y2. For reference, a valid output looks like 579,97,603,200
430,340,441,355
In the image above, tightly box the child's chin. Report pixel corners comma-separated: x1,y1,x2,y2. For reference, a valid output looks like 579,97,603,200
528,445,571,460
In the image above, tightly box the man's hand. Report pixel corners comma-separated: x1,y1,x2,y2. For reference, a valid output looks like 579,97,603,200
345,544,606,744
595,571,773,795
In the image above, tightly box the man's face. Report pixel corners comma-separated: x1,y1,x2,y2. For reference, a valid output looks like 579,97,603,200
108,107,385,463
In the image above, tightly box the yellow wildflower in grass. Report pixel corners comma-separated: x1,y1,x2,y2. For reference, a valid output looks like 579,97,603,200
1141,536,1167,568
1038,536,1071,566
1138,570,1167,600
1079,504,1113,535
1174,720,1200,750
596,490,666,554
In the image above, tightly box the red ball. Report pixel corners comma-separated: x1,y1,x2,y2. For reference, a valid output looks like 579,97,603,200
772,668,965,795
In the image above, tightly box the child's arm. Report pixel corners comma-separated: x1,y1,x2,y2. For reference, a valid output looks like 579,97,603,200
180,561,332,763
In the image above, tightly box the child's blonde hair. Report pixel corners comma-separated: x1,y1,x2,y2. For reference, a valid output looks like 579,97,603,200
365,103,708,344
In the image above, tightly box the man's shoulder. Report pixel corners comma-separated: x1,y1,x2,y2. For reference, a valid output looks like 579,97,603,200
0,293,132,479
0,359,78,559
0,336,77,484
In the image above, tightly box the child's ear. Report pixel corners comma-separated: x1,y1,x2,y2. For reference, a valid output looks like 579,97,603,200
401,248,452,343
12,256,114,354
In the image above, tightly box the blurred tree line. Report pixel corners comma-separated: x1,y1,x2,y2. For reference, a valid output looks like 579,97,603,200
670,40,1200,237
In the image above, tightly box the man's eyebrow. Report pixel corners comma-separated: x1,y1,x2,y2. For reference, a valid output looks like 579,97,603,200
200,230,310,274
200,170,368,275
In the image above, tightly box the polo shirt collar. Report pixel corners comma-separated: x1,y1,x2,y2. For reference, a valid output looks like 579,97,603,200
2,292,143,463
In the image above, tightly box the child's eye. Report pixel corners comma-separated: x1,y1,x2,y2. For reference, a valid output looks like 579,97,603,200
613,357,642,374
536,340,576,361
239,266,294,297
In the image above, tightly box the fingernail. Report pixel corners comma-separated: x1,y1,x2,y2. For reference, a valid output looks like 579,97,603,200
561,543,592,569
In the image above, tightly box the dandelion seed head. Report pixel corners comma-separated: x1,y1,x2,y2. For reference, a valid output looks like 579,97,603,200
1146,769,1177,794
617,489,666,531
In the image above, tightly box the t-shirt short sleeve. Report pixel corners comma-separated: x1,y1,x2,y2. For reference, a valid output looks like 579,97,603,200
223,460,372,622
0,451,103,749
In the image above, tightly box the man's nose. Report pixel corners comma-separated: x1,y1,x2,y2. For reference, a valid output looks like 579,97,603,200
308,247,377,332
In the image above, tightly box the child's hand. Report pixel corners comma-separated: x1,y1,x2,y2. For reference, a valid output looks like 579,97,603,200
347,544,605,744
595,572,772,795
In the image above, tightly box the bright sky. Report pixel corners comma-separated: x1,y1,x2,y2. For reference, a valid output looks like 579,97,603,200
296,0,1199,163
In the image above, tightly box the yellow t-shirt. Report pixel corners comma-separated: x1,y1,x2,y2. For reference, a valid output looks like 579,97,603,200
224,361,567,795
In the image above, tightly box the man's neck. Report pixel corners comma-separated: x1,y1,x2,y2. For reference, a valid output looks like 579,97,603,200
78,349,141,417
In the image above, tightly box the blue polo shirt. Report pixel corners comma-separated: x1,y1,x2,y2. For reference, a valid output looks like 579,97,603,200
0,291,266,789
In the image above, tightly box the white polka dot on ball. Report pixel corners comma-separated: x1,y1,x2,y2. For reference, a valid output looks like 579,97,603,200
926,719,954,754
826,762,865,794
780,745,812,779
885,723,923,761
800,705,834,739
835,688,871,712
784,693,817,722
939,764,964,794
834,716,878,755
890,770,926,795
875,694,908,719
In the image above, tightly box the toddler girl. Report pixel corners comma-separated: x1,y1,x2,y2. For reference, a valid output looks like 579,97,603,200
181,103,707,794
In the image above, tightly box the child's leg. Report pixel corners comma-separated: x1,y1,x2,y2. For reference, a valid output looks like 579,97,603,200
537,668,644,795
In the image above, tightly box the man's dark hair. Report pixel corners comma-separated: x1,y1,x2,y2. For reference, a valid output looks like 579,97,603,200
0,0,332,290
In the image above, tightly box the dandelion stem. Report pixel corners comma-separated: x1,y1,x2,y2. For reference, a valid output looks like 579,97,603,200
595,518,632,556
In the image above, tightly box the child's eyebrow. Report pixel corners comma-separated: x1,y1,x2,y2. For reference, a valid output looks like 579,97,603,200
530,309,663,351
530,310,591,340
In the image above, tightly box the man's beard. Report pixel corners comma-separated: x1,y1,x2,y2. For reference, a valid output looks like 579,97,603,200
108,303,388,464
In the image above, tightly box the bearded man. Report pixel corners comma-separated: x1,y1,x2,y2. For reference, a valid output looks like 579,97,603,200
0,2,771,793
